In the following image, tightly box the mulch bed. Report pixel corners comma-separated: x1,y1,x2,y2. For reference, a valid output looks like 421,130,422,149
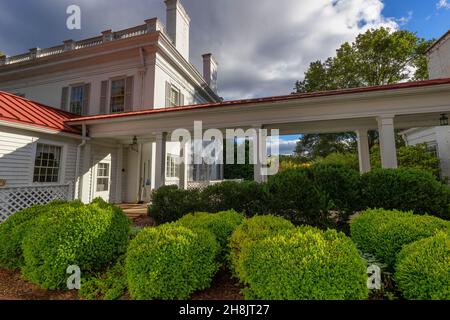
192,269,244,300
0,269,79,300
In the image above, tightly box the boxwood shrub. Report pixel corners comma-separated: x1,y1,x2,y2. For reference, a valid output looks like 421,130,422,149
229,215,295,278
361,168,450,219
310,163,362,222
200,181,269,217
0,201,82,270
125,224,219,300
176,210,244,262
21,200,130,289
351,209,450,269
395,232,450,300
239,227,368,300
148,185,202,225
266,168,331,227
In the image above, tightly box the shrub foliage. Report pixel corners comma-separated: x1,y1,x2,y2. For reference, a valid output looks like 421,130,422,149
125,224,219,300
395,232,450,300
351,209,450,268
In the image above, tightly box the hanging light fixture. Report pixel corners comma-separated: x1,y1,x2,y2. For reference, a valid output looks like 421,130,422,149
130,136,139,152
440,114,449,126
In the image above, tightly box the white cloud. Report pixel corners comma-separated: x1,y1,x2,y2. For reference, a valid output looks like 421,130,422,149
437,0,450,9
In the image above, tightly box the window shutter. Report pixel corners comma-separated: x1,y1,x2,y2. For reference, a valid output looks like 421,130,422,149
61,87,69,111
165,81,171,107
82,83,91,116
180,93,185,106
125,76,134,112
100,80,108,114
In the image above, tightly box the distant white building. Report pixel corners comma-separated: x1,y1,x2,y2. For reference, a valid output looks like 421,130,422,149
401,30,450,181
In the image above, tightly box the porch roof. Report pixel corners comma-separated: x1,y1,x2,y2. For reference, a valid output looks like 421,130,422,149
66,77,450,125
0,91,81,135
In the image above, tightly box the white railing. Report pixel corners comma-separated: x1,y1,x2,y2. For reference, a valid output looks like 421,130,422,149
0,19,161,66
0,183,73,223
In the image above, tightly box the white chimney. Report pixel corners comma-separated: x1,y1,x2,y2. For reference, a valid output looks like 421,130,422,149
165,0,190,61
427,30,450,79
202,53,218,93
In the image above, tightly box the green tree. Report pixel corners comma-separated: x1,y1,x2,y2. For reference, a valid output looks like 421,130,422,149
294,28,434,159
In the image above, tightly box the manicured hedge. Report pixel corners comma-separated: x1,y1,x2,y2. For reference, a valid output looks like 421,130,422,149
361,168,450,219
125,224,219,300
176,210,244,263
0,201,82,270
148,186,202,225
351,209,450,269
395,232,450,300
229,215,295,278
21,200,130,289
310,163,362,222
201,181,269,217
266,169,331,227
239,227,368,300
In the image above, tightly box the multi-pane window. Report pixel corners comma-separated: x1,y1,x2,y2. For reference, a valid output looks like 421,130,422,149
169,87,180,107
166,154,179,178
70,86,84,115
96,163,110,192
33,144,62,183
110,79,126,113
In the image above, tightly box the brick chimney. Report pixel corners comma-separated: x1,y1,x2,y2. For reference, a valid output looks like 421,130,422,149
165,0,190,61
202,53,218,93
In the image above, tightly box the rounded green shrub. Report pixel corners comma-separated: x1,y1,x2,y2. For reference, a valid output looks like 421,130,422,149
148,185,202,225
0,201,82,270
176,210,244,262
361,168,450,219
239,227,368,300
310,163,362,222
267,169,331,227
395,232,450,300
21,201,130,289
126,224,219,300
351,209,450,269
229,215,295,278
201,181,269,216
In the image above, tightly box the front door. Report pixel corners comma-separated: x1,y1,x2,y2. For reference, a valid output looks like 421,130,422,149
94,161,111,202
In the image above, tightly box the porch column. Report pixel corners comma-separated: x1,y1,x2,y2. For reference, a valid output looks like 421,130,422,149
115,144,123,203
179,140,189,190
356,129,371,173
80,143,92,204
377,115,398,169
253,125,268,183
154,132,167,189
135,143,143,203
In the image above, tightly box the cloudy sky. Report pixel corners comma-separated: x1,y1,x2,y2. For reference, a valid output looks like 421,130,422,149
0,0,449,154
1,0,449,101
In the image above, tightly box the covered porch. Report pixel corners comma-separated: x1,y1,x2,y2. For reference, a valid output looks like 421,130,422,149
68,79,450,204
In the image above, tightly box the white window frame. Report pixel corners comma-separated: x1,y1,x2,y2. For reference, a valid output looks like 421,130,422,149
69,84,84,115
166,153,180,179
169,85,181,107
95,162,111,193
29,139,67,186
109,77,127,113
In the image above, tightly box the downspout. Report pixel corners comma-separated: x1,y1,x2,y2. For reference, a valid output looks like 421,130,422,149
75,124,87,200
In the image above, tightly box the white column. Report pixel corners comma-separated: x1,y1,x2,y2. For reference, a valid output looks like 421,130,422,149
377,116,398,169
179,140,189,190
135,143,143,203
115,144,123,204
80,143,92,204
253,125,268,183
356,129,371,173
154,132,167,189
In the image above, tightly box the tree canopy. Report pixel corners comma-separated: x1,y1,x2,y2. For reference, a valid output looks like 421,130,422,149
294,27,433,159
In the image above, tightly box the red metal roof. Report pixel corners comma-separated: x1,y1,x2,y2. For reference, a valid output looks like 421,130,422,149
67,77,450,124
0,91,81,135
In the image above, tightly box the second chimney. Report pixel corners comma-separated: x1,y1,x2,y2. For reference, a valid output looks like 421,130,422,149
202,53,218,93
